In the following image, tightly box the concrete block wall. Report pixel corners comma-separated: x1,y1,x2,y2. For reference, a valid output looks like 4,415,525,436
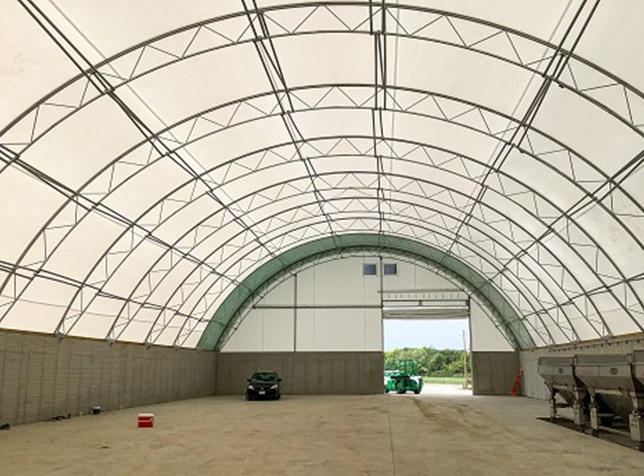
216,351,384,395
471,351,520,396
0,330,216,426
520,334,644,400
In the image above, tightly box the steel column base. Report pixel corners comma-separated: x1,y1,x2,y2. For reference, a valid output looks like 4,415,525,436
629,396,644,449
589,394,601,436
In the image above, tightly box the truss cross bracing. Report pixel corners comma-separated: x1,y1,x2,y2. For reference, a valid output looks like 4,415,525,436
2,1,644,350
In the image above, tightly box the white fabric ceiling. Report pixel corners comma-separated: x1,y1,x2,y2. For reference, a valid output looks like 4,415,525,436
1,0,644,349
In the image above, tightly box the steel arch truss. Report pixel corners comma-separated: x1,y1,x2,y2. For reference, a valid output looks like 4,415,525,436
2,84,643,345
2,2,644,349
4,2,644,153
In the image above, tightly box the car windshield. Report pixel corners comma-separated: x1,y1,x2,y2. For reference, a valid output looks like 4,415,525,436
251,372,278,382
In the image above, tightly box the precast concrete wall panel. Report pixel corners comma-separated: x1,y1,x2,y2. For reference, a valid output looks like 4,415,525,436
0,330,216,426
471,351,519,395
216,351,383,395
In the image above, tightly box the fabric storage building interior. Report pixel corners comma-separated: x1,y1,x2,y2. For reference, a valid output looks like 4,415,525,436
1,0,644,474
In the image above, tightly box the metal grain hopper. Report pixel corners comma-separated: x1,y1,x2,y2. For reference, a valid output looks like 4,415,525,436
538,356,589,426
538,352,644,450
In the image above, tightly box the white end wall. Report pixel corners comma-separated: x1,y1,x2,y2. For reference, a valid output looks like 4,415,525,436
223,256,381,352
470,301,513,351
222,254,514,352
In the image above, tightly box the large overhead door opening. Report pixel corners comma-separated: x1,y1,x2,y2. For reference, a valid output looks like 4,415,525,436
382,288,472,393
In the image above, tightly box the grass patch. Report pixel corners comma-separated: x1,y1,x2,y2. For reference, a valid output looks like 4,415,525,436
424,377,466,385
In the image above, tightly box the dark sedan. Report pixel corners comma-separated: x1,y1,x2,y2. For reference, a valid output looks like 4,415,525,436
245,371,282,400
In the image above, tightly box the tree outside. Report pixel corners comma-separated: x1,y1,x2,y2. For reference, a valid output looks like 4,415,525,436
384,347,471,380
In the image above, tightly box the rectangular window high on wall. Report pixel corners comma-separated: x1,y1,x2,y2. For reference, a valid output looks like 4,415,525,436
363,264,377,276
383,263,398,275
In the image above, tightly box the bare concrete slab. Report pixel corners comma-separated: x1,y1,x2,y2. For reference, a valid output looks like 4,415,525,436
1,388,643,475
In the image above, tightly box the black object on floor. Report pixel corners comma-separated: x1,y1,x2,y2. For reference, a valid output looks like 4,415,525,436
51,414,72,421
0,423,10,430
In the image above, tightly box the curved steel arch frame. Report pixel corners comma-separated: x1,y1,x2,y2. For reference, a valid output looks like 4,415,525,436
2,2,644,349
3,95,640,342
52,146,611,348
57,124,632,344
4,2,644,147
0,128,632,348
197,233,534,351
1,132,628,348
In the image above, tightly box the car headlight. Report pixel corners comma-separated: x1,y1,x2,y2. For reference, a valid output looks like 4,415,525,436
270,384,278,390
248,385,255,390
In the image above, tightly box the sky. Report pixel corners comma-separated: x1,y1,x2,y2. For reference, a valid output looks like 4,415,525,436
383,319,469,351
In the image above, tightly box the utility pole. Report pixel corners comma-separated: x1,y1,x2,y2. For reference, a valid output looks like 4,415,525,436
293,273,298,352
379,255,384,352
463,330,470,390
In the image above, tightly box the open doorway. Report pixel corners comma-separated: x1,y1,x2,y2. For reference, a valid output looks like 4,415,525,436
382,289,472,396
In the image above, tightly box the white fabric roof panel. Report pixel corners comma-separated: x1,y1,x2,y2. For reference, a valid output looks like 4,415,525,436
2,0,644,349
22,102,145,191
36,0,240,60
574,1,644,91
0,168,66,262
124,45,271,125
0,1,79,130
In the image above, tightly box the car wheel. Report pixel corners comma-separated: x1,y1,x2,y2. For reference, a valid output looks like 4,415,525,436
414,390,420,394
275,393,281,400
385,388,390,393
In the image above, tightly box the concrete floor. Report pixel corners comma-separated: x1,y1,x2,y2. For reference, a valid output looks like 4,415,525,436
2,385,643,475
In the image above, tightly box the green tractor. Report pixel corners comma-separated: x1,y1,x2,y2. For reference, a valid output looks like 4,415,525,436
384,359,423,394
